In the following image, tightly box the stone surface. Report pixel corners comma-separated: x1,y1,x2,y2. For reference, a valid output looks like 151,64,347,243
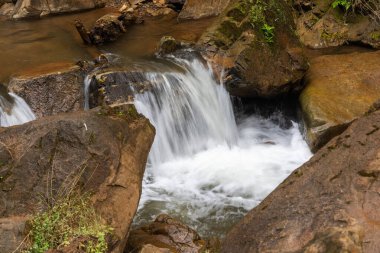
0,105,155,253
87,68,152,108
300,50,380,151
12,0,103,19
178,0,230,20
222,109,380,253
293,0,380,49
126,214,205,253
198,0,308,98
8,62,85,118
0,2,15,17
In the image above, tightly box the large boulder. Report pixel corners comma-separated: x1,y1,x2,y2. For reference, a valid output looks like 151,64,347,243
8,62,85,118
222,108,380,252
12,0,103,19
293,0,380,49
0,105,155,253
198,0,308,98
300,50,380,151
178,0,230,20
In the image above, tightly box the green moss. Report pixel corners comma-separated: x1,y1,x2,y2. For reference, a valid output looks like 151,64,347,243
26,193,113,253
371,32,380,40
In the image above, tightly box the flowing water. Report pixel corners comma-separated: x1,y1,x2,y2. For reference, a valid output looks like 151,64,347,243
132,56,312,236
0,8,312,237
0,93,36,127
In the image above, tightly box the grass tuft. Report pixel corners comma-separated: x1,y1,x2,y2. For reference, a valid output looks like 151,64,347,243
25,193,112,253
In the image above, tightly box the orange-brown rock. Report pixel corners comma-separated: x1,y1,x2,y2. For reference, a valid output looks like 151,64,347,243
0,105,155,253
222,109,380,252
178,0,230,20
8,62,85,118
198,0,308,98
293,0,380,49
126,214,205,253
300,50,380,151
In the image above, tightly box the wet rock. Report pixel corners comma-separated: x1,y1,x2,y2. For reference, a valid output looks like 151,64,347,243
221,109,380,253
12,0,103,19
198,0,308,98
0,105,155,253
300,50,380,151
126,214,205,253
8,62,85,118
87,69,152,108
178,0,230,20
158,36,182,55
293,0,380,49
76,12,142,45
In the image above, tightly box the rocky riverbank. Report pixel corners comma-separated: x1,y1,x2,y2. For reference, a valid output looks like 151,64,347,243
0,0,379,252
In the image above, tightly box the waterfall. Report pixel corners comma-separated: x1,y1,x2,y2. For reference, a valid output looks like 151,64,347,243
134,58,238,166
132,57,312,236
84,75,92,110
0,93,36,127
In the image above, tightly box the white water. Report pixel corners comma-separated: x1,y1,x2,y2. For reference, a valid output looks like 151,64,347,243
0,93,36,127
133,58,312,235
84,75,92,110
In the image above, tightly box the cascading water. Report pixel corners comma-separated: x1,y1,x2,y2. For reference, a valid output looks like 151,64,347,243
133,57,312,236
0,93,36,127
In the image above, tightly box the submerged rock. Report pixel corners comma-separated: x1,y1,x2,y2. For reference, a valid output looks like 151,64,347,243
12,0,104,19
126,214,205,253
293,0,380,49
198,0,308,98
178,0,230,20
300,50,380,151
8,62,85,118
0,105,155,253
221,109,380,252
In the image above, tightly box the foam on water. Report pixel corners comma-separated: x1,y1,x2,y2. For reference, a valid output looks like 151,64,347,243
0,93,36,127
133,57,312,235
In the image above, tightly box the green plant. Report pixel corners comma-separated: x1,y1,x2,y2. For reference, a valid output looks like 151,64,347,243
261,23,275,43
332,0,352,10
26,193,112,253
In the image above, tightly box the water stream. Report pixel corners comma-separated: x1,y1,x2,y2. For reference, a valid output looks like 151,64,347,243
0,93,36,127
131,57,312,236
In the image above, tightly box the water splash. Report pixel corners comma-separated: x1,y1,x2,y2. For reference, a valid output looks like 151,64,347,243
0,93,36,127
133,57,312,236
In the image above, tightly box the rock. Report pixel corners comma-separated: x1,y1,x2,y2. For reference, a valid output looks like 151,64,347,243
0,105,155,253
300,50,380,151
126,214,205,253
221,109,380,252
0,216,29,253
8,62,85,118
12,0,103,19
76,12,142,45
293,0,380,49
86,68,152,108
198,0,308,98
158,36,182,55
0,2,14,17
178,0,230,20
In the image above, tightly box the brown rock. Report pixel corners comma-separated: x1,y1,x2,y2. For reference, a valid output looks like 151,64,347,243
12,0,103,19
293,0,380,49
8,62,85,118
178,0,230,20
300,50,380,151
126,214,205,253
221,109,380,252
198,0,308,98
0,105,155,253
